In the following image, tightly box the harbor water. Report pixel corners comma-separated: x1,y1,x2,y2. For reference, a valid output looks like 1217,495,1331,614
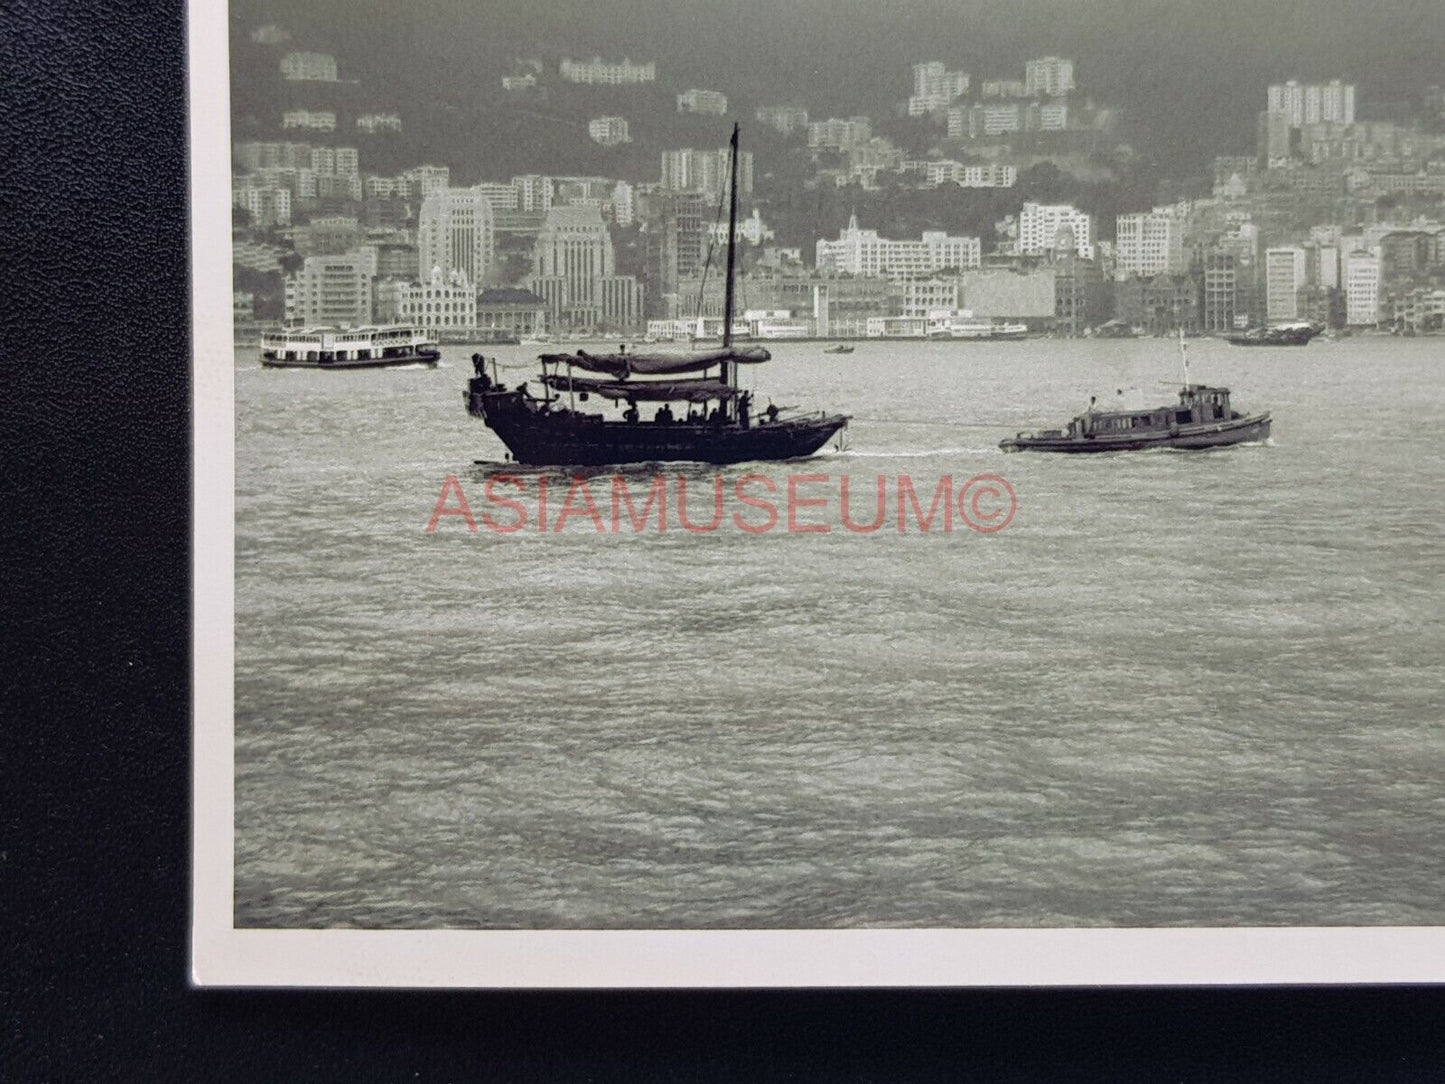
234,337,1444,928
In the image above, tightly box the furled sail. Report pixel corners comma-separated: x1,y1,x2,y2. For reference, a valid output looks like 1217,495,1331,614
541,347,771,378
541,374,743,403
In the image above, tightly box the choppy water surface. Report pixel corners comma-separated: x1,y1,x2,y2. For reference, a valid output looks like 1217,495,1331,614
234,337,1444,928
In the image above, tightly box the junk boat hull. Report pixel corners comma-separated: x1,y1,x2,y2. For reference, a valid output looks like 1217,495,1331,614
468,383,846,466
1001,412,1270,453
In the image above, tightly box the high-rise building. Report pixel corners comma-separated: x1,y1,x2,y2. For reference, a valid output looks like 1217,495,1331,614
660,148,754,199
756,105,810,135
284,248,376,327
1345,250,1381,326
1116,209,1186,278
280,52,337,81
527,205,641,331
1265,246,1307,320
512,174,553,213
587,116,631,146
282,110,336,132
677,89,728,115
814,214,981,278
402,165,451,201
418,187,496,286
1267,79,1355,128
643,191,707,319
1201,251,1240,332
1018,202,1094,259
909,61,970,116
559,57,656,84
1256,111,1293,167
807,117,872,151
1024,57,1075,97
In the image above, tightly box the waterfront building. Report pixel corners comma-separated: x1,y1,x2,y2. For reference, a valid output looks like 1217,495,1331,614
1345,250,1381,326
1116,208,1187,278
1018,202,1094,259
388,267,476,335
1053,255,1111,335
559,56,656,84
677,89,728,115
588,116,632,146
1264,246,1308,320
756,105,809,136
642,191,707,319
527,205,640,331
284,248,376,327
282,110,336,132
476,288,547,337
815,215,981,278
280,51,337,82
959,268,1058,323
1113,273,1203,335
418,187,496,287
1025,57,1075,97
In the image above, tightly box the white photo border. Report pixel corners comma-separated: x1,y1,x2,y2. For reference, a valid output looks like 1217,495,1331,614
190,0,1444,987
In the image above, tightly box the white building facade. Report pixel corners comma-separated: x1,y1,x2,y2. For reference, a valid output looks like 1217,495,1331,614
280,52,337,81
677,89,728,115
588,116,632,146
1018,202,1094,259
560,57,656,84
1116,209,1186,278
1265,246,1308,320
815,215,981,277
418,187,496,287
1024,56,1075,97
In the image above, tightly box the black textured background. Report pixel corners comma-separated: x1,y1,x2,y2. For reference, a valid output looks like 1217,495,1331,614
3,1,1443,1078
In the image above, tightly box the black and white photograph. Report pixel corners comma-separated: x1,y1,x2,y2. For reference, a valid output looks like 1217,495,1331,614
191,0,1445,986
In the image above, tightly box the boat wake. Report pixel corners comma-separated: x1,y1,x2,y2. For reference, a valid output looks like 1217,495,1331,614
832,446,1000,458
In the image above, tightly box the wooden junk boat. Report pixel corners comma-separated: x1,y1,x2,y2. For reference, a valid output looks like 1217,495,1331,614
1000,332,1271,453
465,124,848,466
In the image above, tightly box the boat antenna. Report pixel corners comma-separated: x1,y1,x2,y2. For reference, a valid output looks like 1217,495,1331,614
721,121,740,411
1178,326,1190,389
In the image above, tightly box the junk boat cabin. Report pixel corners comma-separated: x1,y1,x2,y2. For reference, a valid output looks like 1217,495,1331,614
1000,384,1270,453
260,326,440,369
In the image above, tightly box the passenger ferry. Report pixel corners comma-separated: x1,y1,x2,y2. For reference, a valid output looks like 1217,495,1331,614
259,326,440,369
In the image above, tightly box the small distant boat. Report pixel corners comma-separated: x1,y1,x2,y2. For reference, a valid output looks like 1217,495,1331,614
260,325,439,369
823,344,855,354
1091,319,1144,339
1223,321,1322,346
1000,331,1271,453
